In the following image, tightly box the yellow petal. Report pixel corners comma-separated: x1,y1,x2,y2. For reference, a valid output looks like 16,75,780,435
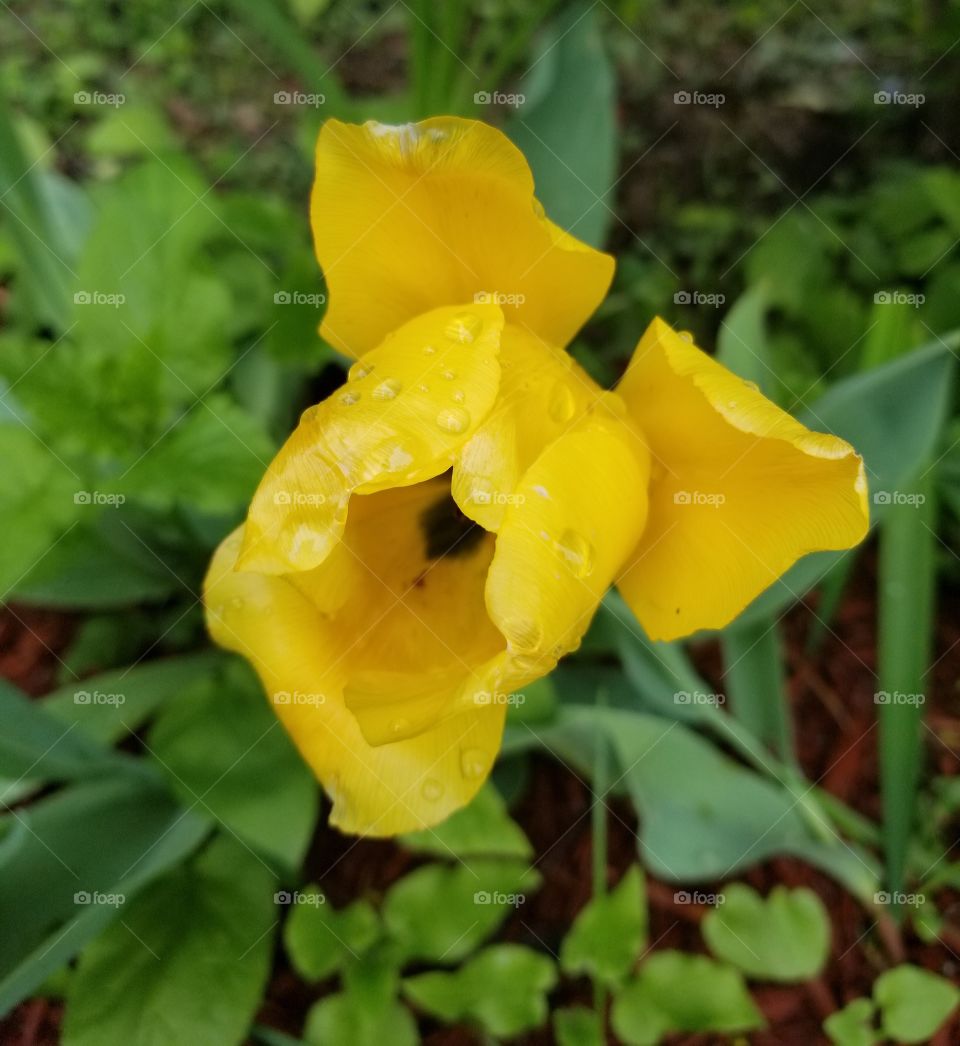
237,302,503,574
615,318,869,641
312,117,614,356
485,407,650,684
205,527,507,836
450,324,603,531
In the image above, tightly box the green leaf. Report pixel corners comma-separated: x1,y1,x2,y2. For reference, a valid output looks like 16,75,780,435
702,884,830,981
284,885,379,981
399,783,532,860
506,3,616,248
148,662,317,872
555,1005,605,1046
62,836,276,1046
122,394,275,514
0,776,209,1013
823,998,878,1046
382,859,541,964
611,952,764,1045
874,965,960,1044
304,993,417,1046
716,285,771,392
561,865,647,987
403,944,557,1038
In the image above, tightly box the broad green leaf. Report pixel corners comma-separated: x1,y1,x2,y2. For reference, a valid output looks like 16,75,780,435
382,859,541,964
0,776,208,1014
561,865,647,987
716,285,771,392
702,884,830,981
283,885,379,982
399,783,532,860
304,993,417,1046
403,944,557,1038
62,836,276,1046
148,662,317,872
823,998,878,1046
507,3,616,248
555,1005,605,1046
612,952,764,1045
874,965,960,1044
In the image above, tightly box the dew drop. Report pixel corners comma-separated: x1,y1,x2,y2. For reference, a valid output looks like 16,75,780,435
505,617,543,652
423,344,437,356
338,391,360,406
678,330,694,343
444,312,482,344
300,404,320,424
548,380,576,423
744,380,760,392
389,717,410,737
372,378,402,400
228,596,246,610
442,369,456,381
421,777,444,801
460,747,489,779
436,406,471,434
452,389,465,403
348,361,373,381
418,383,430,393
555,529,595,579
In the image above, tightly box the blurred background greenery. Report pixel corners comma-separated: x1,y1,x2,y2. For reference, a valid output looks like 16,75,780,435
2,1,960,1044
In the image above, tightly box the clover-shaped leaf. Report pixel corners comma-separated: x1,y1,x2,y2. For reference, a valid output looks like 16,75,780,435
283,885,380,981
560,864,647,987
823,998,878,1046
702,883,830,981
874,965,960,1043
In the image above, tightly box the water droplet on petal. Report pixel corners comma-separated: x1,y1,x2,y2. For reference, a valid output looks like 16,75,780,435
229,596,245,609
418,383,430,393
452,389,465,403
300,404,321,424
389,717,410,737
348,361,373,381
678,330,694,343
423,344,436,356
338,391,360,406
744,380,760,392
442,369,456,381
548,380,576,423
460,747,489,779
436,407,471,434
504,617,543,652
444,312,482,344
373,378,402,400
421,778,444,801
532,198,546,219
555,529,595,578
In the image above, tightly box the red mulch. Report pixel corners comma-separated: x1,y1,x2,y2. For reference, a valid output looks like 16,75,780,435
2,546,960,1045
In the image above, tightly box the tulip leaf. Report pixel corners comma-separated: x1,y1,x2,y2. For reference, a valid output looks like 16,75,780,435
283,885,380,982
382,859,541,964
399,783,532,860
823,998,878,1046
702,884,830,981
506,2,616,248
560,865,647,987
0,776,209,1014
874,965,960,1043
555,1005,605,1046
402,944,557,1038
611,952,764,1045
148,662,317,873
61,836,276,1046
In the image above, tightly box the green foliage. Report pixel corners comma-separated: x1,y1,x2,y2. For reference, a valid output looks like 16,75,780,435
560,865,647,988
284,888,380,982
702,884,831,982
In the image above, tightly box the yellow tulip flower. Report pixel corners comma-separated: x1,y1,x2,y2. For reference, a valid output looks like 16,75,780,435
204,118,868,837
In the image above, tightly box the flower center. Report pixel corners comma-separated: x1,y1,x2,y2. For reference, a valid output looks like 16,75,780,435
420,489,486,560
